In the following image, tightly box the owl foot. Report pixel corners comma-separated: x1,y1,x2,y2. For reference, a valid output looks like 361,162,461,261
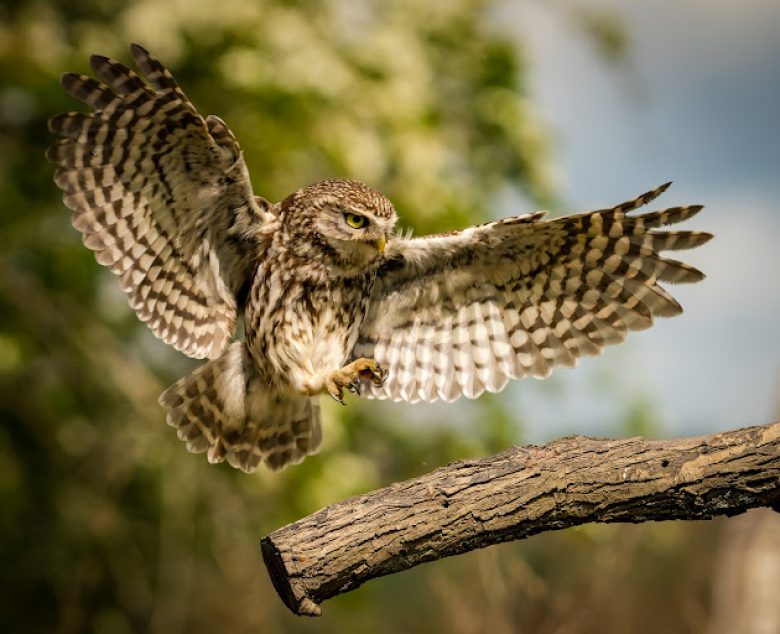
325,358,387,405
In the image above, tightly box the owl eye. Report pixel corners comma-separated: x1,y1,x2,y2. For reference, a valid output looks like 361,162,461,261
344,212,368,229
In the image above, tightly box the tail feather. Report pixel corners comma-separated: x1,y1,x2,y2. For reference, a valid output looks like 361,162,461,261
159,342,322,472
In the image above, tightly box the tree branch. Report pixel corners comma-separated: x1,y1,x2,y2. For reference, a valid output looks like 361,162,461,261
261,422,780,616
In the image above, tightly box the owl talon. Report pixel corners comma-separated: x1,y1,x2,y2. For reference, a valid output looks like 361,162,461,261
322,358,384,403
356,359,386,387
347,381,361,397
325,376,347,405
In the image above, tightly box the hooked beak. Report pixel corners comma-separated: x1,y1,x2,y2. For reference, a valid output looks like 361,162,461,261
375,236,386,254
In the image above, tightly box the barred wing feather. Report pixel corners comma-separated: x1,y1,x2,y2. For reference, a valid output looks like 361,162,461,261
354,183,711,402
47,44,273,359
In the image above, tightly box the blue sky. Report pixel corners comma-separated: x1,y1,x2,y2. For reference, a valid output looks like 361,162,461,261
501,0,780,439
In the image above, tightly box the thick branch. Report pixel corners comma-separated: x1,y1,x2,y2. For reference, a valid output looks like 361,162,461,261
261,422,780,616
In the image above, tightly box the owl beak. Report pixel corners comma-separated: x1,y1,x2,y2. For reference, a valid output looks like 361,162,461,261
375,236,386,254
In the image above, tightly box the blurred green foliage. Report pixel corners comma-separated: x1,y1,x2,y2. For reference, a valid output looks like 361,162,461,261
0,1,723,632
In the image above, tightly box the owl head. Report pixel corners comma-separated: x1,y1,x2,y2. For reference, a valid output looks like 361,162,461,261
279,179,397,272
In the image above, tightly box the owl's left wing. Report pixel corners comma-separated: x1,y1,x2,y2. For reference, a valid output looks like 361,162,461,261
47,45,277,360
353,183,712,402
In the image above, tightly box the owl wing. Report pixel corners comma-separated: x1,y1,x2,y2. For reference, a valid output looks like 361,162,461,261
353,183,712,402
47,45,277,360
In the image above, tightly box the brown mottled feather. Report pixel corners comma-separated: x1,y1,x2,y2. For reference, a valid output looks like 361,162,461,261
355,183,712,402
47,46,269,360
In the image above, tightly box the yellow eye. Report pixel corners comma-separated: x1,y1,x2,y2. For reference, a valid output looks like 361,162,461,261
344,212,368,229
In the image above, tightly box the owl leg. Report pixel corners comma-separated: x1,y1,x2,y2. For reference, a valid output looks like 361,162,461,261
323,358,387,404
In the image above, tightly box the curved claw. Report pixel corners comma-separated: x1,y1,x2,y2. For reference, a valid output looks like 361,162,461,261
330,391,346,406
326,378,346,405
346,380,361,397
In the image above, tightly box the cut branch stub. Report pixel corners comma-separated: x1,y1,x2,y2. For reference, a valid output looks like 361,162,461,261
261,422,780,616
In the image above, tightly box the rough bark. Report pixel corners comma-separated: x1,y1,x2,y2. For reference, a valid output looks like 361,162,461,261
261,422,780,616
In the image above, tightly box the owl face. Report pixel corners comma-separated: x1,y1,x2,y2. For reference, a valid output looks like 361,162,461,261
282,179,397,272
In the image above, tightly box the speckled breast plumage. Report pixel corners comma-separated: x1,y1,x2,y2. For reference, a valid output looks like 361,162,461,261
246,250,376,393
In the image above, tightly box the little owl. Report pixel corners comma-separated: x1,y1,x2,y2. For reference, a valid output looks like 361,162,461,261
47,45,711,472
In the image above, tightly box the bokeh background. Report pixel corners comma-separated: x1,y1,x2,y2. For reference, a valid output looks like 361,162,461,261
1,1,779,632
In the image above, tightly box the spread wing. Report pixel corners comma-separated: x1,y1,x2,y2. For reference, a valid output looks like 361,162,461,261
353,183,712,402
47,44,277,359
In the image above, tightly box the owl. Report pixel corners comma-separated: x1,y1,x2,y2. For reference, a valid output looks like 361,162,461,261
47,45,711,472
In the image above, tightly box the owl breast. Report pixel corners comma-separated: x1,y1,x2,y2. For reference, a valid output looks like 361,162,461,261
246,259,373,392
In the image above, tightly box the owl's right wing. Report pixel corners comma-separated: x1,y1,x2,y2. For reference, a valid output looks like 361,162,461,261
354,183,712,403
47,45,278,360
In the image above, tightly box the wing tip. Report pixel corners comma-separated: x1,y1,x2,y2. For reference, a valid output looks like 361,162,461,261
688,204,705,218
129,43,160,74
687,267,706,283
660,260,706,284
640,180,673,207
615,181,674,215
47,113,64,133
59,72,83,92
44,139,63,163
88,54,110,71
129,43,150,59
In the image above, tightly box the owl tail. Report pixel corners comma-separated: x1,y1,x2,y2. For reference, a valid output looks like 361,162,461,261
158,342,323,472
